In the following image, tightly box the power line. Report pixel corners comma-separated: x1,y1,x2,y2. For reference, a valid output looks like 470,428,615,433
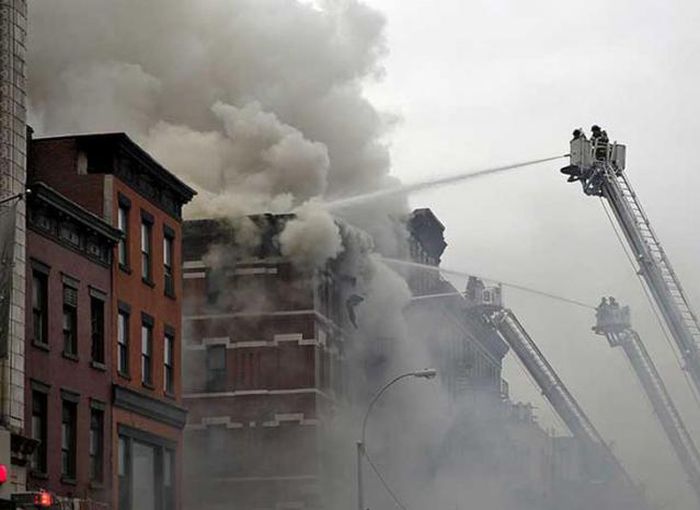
382,257,596,310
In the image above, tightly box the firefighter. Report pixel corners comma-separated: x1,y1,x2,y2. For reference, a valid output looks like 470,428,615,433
591,125,609,161
609,296,621,329
595,297,610,332
562,128,587,182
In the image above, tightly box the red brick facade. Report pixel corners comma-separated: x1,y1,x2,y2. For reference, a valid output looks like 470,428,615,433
24,183,119,507
28,134,195,509
181,219,346,510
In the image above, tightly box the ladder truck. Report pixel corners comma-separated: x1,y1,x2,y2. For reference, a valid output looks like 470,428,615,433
561,129,700,394
465,278,644,505
593,300,700,503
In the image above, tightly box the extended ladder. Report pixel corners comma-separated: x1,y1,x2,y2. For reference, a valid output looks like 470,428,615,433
488,309,601,442
476,307,638,491
595,305,700,502
565,133,700,395
601,163,700,391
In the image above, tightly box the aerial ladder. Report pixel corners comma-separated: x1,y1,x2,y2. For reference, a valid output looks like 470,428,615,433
465,278,643,501
561,129,700,395
593,300,700,503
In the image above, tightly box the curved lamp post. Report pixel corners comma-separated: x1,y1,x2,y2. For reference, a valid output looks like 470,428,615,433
357,368,437,510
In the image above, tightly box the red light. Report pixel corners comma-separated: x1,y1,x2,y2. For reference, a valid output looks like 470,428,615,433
0,464,7,484
34,491,52,507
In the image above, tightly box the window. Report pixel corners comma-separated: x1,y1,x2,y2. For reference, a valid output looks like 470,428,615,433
118,436,130,510
89,408,104,482
62,285,78,357
118,310,130,376
32,271,48,345
118,203,129,268
237,351,261,389
91,297,105,364
31,391,47,473
141,319,153,386
205,345,226,392
163,449,174,510
163,232,174,297
118,431,176,510
141,218,152,282
133,441,156,510
61,400,77,479
164,331,175,394
205,270,220,306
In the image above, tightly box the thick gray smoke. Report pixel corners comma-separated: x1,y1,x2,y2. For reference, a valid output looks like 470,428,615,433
28,0,405,267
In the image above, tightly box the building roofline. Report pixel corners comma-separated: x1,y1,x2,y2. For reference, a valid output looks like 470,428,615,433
29,182,122,243
34,132,197,202
410,207,446,231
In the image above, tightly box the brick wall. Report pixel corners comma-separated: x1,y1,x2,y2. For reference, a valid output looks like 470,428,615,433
29,139,107,221
25,230,112,503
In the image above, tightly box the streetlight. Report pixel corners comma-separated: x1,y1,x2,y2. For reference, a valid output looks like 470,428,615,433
357,368,437,510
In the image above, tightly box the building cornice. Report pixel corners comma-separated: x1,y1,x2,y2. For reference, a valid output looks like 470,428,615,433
30,182,121,241
35,133,197,220
113,384,188,429
28,182,120,267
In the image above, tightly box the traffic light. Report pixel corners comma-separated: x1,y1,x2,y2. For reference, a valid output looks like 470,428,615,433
0,464,7,485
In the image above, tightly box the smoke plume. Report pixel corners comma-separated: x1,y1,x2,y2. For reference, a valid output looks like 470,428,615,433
28,0,395,218
26,2,610,510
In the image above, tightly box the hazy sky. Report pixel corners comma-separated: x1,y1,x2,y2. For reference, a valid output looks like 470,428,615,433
362,1,700,507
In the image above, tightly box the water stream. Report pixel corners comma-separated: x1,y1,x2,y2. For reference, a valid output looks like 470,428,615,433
325,154,567,210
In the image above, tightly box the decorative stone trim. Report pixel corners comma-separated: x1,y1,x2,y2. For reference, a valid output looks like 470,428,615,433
113,384,187,429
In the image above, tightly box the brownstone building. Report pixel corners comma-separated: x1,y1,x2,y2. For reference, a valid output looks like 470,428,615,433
28,133,195,510
179,210,515,510
181,216,348,510
25,182,120,507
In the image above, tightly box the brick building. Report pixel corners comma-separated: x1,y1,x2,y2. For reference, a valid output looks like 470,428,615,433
28,133,196,510
181,216,348,510
25,182,120,506
179,208,516,510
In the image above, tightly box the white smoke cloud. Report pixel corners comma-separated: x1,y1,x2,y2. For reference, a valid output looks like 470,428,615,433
279,200,343,268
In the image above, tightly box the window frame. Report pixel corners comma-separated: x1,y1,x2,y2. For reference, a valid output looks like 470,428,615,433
164,326,175,395
141,313,154,387
117,425,177,510
89,405,105,483
140,210,154,284
117,194,131,271
62,284,78,358
163,227,175,298
30,387,48,475
60,397,78,480
117,303,130,378
90,293,106,365
205,344,227,392
31,269,49,347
